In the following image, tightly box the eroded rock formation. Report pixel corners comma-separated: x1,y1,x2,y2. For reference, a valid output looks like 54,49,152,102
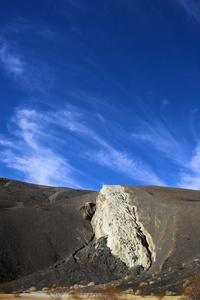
79,202,96,220
91,185,156,270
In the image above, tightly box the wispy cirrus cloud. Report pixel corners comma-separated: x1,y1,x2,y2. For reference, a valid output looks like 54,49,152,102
1,108,83,188
85,147,165,186
131,107,200,189
1,148,77,188
49,107,166,186
131,114,191,167
1,105,166,188
0,43,25,77
178,143,200,190
176,0,200,22
1,102,200,189
3,16,58,41
0,41,55,92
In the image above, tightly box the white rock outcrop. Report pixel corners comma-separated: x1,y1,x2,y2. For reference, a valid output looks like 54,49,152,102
91,185,156,270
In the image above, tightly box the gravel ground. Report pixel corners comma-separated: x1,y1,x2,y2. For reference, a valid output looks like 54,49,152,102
0,294,184,300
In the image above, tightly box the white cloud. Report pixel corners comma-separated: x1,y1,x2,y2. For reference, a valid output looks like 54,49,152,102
1,108,84,188
191,144,200,172
11,109,42,150
84,146,166,186
51,109,91,135
178,143,200,189
0,44,25,77
162,99,170,106
0,41,55,92
50,108,167,186
180,174,200,190
176,0,200,22
1,143,82,188
2,148,78,187
0,139,18,148
2,106,166,188
132,118,190,167
2,104,199,190
97,114,105,122
131,112,200,189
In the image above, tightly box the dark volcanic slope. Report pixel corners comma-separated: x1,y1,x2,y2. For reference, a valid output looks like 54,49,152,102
125,185,200,271
0,178,97,282
0,179,200,292
138,185,200,202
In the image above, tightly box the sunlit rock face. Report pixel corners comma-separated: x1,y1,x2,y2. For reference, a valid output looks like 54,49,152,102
91,185,156,270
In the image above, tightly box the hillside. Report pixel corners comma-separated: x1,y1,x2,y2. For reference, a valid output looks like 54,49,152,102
0,178,200,293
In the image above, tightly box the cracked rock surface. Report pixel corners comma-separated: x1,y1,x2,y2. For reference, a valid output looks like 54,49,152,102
92,185,155,270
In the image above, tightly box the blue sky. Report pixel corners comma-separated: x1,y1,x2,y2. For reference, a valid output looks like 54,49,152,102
0,0,200,190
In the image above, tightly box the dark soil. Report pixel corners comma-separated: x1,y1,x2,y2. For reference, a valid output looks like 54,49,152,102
0,178,200,293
